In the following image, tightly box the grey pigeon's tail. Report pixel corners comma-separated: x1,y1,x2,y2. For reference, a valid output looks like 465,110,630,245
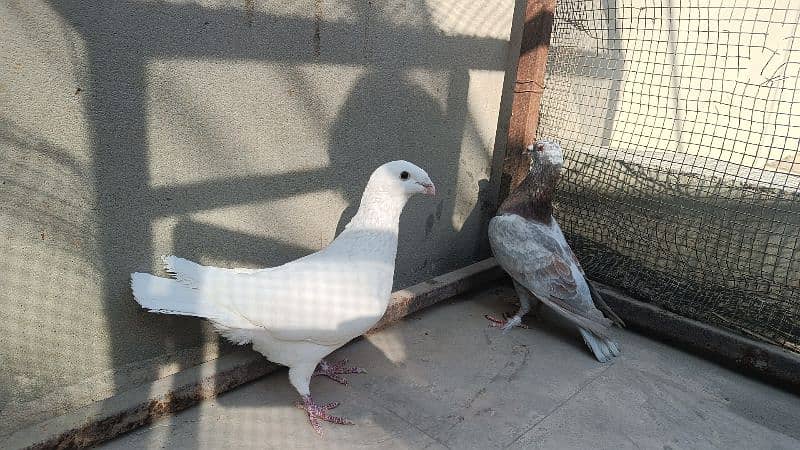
578,328,620,363
587,280,625,328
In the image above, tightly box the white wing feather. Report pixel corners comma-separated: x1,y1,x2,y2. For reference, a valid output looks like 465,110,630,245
134,248,392,347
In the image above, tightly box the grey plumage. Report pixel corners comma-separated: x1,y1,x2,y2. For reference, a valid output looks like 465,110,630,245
487,140,623,362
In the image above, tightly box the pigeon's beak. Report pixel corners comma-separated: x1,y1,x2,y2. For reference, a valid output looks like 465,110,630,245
522,143,538,156
421,182,436,196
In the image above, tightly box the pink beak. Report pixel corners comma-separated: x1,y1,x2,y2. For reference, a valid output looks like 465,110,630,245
421,182,436,196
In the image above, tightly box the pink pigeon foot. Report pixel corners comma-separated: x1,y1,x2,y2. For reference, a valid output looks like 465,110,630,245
296,395,354,434
313,358,367,385
485,313,529,331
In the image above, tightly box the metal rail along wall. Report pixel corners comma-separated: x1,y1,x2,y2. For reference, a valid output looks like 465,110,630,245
536,0,800,352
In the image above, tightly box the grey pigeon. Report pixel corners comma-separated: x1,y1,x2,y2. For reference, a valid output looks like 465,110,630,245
131,160,435,433
487,140,624,362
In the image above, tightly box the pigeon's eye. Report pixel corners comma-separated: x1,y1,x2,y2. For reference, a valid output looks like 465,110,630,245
400,171,410,180
536,144,545,152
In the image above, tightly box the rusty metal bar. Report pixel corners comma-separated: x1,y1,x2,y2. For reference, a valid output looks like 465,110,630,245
499,0,556,199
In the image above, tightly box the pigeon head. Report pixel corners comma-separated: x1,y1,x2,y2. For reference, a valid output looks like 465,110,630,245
526,139,563,171
497,139,562,222
369,160,436,198
347,160,435,231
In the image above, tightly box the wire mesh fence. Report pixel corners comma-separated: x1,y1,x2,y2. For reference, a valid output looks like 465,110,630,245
538,0,800,351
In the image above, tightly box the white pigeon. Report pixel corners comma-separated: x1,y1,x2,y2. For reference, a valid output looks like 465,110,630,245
131,160,435,433
487,140,624,362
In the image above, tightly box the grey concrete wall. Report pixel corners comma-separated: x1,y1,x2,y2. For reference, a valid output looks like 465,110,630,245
0,0,520,434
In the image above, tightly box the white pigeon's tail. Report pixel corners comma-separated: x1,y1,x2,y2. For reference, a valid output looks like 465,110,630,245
131,272,218,318
162,255,205,287
162,255,262,287
578,328,620,363
130,273,255,345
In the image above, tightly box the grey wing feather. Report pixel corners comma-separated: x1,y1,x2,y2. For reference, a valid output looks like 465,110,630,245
564,246,626,328
586,280,625,327
488,215,613,336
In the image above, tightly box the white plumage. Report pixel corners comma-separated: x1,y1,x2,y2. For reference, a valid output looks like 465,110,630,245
131,160,435,433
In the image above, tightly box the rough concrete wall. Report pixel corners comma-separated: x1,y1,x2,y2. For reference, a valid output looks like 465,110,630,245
0,0,519,434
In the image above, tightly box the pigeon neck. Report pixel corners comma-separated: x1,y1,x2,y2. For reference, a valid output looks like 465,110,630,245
499,165,560,223
346,187,408,232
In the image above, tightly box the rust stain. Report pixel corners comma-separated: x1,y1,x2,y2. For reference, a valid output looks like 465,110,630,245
24,361,275,449
313,0,323,57
244,0,254,27
363,1,372,59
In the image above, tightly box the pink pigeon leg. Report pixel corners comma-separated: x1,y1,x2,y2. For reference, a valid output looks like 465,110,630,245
486,280,542,331
295,395,354,434
312,358,367,385
485,312,530,330
496,300,544,324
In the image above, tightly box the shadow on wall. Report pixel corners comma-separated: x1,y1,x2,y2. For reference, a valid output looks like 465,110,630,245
0,0,518,442
330,67,494,281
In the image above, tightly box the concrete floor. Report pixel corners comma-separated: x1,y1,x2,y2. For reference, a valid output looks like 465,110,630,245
103,285,800,449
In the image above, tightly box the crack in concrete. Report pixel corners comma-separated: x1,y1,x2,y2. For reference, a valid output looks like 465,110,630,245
363,393,453,450
432,343,533,445
462,346,525,411
506,344,530,382
503,362,617,448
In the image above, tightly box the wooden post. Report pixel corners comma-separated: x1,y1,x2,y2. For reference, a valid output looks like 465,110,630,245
499,0,556,200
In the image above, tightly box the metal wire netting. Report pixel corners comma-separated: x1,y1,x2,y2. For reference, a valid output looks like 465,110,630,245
537,0,800,351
